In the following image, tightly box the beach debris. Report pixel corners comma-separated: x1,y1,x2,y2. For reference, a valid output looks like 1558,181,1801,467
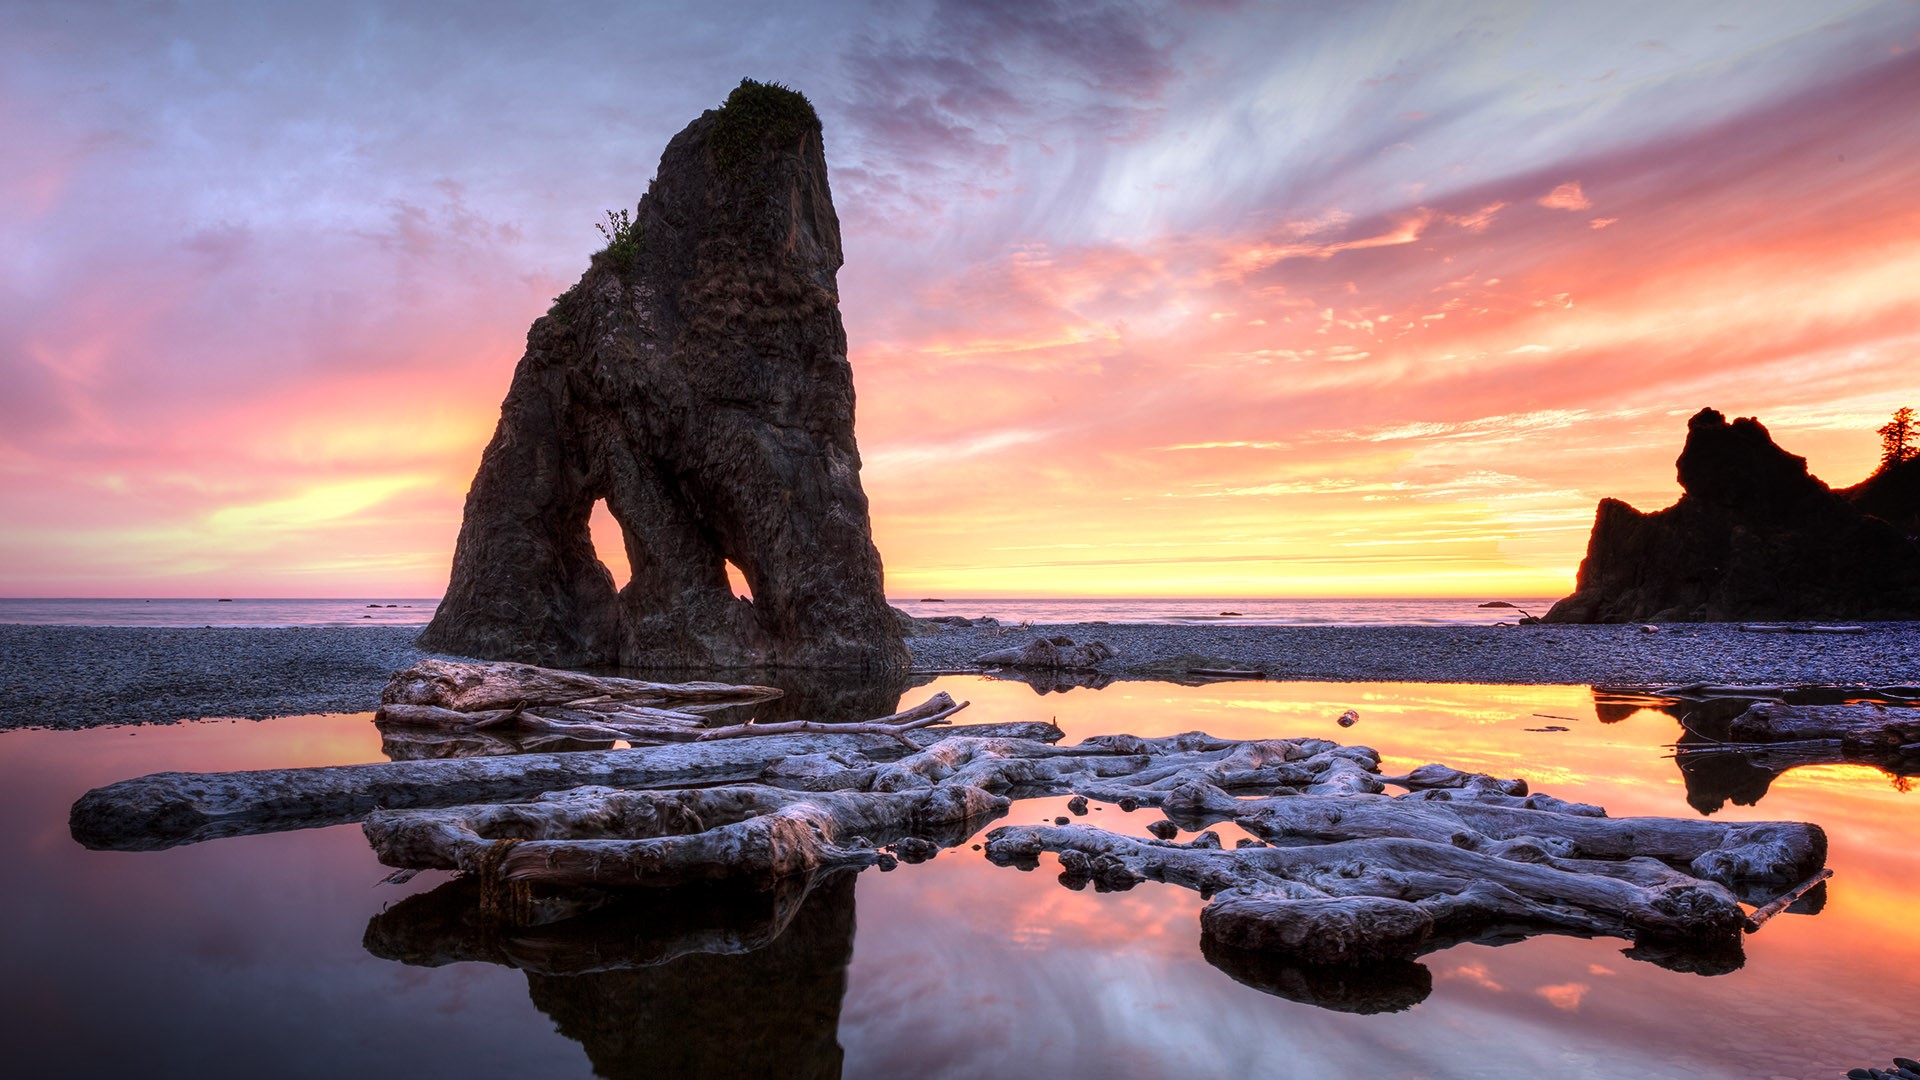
1337,709,1359,728
1639,624,1660,633
1744,868,1834,931
1188,668,1266,680
975,636,1115,671
1525,725,1570,732
346,720,1824,996
419,82,904,673
983,752,1824,976
68,709,1060,851
375,659,783,745
384,659,782,714
690,694,970,747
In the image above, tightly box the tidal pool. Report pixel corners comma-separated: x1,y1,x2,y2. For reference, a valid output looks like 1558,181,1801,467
2,678,1914,1079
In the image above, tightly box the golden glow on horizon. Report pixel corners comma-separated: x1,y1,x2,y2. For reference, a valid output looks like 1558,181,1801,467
4,12,1917,598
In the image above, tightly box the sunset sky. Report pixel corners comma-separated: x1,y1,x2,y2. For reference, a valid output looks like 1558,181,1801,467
4,0,1917,599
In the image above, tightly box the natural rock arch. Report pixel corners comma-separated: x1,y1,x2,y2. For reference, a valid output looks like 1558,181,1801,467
421,81,906,673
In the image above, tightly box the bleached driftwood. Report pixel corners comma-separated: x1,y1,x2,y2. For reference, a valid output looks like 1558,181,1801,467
373,659,788,748
692,693,971,745
987,774,1824,967
68,714,1063,851
1158,783,1822,893
362,733,1400,886
365,780,1012,887
381,658,783,713
360,726,1824,972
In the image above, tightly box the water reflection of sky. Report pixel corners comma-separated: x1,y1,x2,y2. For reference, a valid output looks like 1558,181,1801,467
1,678,1915,1078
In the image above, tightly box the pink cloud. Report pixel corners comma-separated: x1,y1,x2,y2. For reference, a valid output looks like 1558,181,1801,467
1537,982,1589,1011
1539,181,1593,210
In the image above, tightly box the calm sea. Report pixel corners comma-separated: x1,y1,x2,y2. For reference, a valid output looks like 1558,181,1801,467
0,596,1554,628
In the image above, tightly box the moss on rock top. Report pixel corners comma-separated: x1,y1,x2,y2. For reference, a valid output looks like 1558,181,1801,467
709,78,820,173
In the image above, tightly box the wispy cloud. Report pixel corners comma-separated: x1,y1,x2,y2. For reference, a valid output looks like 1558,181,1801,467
4,1,1919,595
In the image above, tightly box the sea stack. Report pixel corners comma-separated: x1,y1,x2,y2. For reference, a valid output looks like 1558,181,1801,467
1546,408,1920,623
422,80,907,673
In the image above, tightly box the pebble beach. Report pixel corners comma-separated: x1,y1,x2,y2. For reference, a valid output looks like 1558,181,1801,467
4,620,1917,731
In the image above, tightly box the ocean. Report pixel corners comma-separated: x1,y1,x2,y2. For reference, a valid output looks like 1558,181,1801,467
0,596,1555,628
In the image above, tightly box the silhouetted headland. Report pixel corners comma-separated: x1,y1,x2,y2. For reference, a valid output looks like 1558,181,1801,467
1547,408,1920,623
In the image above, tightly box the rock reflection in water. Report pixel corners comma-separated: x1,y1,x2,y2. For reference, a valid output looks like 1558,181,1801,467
1589,688,1920,814
985,669,1115,695
365,871,856,1079
379,728,615,761
1201,935,1434,1014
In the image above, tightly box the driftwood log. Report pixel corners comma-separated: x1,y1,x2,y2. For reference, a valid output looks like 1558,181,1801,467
986,778,1823,969
382,658,784,712
359,727,1825,978
375,659,787,747
361,732,1369,884
69,705,1058,851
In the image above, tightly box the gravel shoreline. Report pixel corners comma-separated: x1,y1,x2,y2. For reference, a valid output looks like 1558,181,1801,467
3,621,1917,731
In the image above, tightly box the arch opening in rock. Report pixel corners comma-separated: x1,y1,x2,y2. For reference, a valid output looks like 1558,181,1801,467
587,499,631,589
724,559,753,603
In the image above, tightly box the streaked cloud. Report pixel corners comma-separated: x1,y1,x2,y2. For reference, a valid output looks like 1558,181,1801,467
3,0,1918,597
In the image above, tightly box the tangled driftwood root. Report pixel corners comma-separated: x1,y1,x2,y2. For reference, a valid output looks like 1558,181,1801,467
360,727,1825,982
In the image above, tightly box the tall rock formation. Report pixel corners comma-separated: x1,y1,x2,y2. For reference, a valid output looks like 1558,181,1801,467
1545,408,1920,623
421,81,907,673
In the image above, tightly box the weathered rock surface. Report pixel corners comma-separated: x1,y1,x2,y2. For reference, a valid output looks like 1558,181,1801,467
975,636,1116,670
1547,408,1920,623
421,80,905,673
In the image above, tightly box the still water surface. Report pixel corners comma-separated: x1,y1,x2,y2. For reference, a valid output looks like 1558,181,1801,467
1,678,1914,1078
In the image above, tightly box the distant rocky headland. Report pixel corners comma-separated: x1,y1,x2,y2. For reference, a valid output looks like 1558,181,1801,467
1546,408,1920,623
